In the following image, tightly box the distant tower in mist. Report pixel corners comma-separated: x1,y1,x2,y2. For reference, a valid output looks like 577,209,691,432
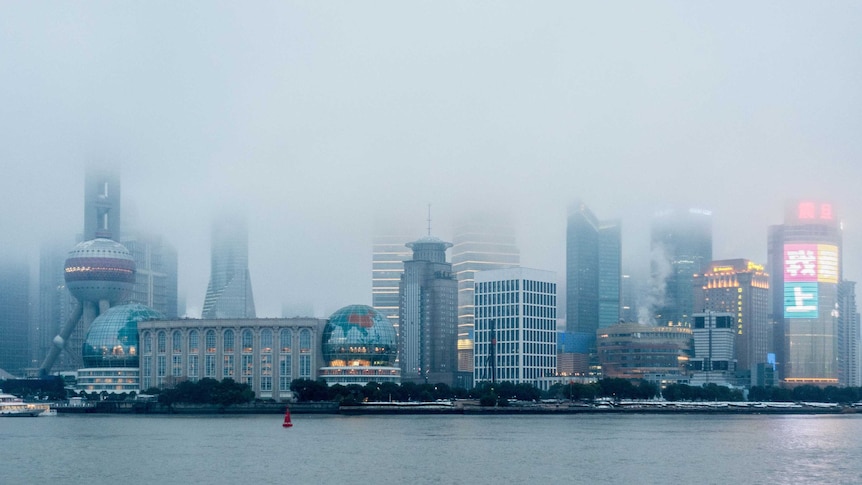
399,235,458,386
202,215,256,319
0,261,31,375
566,200,621,335
650,208,712,327
123,232,179,319
450,214,520,373
84,166,121,241
40,166,136,376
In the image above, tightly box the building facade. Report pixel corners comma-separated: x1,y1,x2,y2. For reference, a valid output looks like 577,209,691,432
138,318,326,400
450,215,520,373
597,323,692,380
689,312,736,387
838,280,860,387
473,268,557,390
372,234,413,334
398,236,458,386
768,201,842,385
693,259,769,380
202,215,256,319
651,208,713,327
566,201,621,334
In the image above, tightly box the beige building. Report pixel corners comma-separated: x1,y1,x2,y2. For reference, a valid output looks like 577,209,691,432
138,318,326,401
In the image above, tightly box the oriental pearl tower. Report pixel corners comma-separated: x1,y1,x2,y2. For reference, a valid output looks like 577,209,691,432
39,167,136,376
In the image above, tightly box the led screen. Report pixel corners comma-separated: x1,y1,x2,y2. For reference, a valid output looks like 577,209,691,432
784,282,818,319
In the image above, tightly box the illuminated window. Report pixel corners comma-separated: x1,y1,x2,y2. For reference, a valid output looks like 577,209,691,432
242,329,254,353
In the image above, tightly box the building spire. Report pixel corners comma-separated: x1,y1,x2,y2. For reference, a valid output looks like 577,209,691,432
427,203,432,236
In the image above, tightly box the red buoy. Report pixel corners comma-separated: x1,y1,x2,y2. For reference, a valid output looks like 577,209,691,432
282,407,293,428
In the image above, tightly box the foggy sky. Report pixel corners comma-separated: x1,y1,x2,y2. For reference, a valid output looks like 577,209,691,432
2,2,861,318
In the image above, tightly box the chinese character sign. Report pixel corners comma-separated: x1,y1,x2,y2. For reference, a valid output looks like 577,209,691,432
784,244,818,282
784,283,819,319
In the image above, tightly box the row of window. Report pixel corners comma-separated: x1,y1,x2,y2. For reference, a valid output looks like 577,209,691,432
140,353,313,390
142,328,313,355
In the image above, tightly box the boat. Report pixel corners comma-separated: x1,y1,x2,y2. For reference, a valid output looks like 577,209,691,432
0,392,51,417
282,407,293,428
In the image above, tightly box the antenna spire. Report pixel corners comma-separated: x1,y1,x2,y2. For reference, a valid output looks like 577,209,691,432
427,203,432,236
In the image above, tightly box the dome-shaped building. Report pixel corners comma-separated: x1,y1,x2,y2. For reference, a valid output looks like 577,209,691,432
320,305,400,386
64,238,136,303
78,303,164,393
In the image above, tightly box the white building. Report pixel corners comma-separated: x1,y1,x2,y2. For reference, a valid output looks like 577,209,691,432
690,312,736,387
473,267,557,391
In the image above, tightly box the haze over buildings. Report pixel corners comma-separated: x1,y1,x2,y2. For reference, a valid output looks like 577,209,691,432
0,3,861,332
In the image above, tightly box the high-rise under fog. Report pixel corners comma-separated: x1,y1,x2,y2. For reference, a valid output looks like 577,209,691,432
202,215,256,319
451,215,520,373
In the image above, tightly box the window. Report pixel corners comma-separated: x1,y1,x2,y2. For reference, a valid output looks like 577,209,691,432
242,354,253,385
300,329,312,353
300,354,311,378
189,354,199,380
224,329,235,353
172,355,182,377
188,330,199,354
261,329,273,352
205,330,216,353
172,331,182,353
205,355,215,378
157,331,166,354
279,354,292,391
223,355,234,378
242,329,254,353
143,332,152,354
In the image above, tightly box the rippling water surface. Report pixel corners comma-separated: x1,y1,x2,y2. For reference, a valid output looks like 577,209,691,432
4,413,862,484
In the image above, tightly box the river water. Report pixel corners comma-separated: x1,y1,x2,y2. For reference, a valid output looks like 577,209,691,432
3,413,862,484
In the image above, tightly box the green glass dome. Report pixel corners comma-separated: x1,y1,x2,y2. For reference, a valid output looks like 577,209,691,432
323,305,397,367
82,303,164,368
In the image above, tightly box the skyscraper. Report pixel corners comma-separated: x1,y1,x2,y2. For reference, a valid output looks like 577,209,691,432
0,261,31,375
450,215,520,373
566,200,621,334
651,208,712,327
372,234,413,333
398,236,458,386
202,215,256,319
473,267,557,390
837,280,860,387
693,259,769,381
768,200,841,385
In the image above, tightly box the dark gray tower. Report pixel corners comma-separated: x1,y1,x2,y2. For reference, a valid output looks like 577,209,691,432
84,166,121,241
0,261,31,375
202,215,256,319
566,200,621,335
399,236,458,386
651,208,713,327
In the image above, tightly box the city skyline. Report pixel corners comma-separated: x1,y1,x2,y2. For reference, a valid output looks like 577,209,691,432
1,3,861,320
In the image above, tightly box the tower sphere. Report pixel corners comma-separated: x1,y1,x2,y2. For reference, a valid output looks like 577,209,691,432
82,303,164,368
322,305,397,367
64,238,136,303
